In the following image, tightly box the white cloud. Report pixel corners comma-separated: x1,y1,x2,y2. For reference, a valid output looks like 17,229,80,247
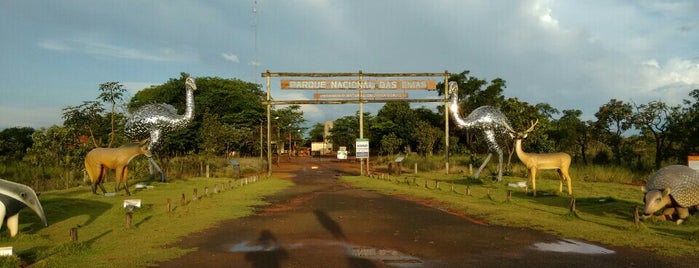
222,52,240,63
38,37,197,62
640,58,699,102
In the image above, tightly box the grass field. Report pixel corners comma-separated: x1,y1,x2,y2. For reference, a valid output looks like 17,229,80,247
0,175,292,267
341,172,699,257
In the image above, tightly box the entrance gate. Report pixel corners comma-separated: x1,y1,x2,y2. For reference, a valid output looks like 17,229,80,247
262,71,453,176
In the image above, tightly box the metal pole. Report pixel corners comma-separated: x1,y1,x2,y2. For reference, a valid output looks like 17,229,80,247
288,124,292,160
359,70,364,176
265,70,272,176
444,71,450,174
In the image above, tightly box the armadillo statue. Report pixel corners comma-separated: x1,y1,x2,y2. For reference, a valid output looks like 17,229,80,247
642,165,699,224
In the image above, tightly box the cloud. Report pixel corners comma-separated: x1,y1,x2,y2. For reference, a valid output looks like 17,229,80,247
640,57,699,103
38,37,197,62
222,52,240,63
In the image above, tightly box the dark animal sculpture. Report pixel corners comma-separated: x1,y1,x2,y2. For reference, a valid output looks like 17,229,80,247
0,179,48,237
84,140,151,196
642,165,699,225
124,76,197,182
448,81,511,181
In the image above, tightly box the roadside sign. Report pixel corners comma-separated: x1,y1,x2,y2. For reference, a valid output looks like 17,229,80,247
689,155,699,171
356,138,369,159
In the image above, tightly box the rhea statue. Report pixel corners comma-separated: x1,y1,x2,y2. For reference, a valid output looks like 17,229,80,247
124,76,197,182
0,179,48,237
448,81,511,181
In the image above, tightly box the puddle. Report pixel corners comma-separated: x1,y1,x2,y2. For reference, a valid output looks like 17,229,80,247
532,239,615,254
229,240,283,252
347,245,423,267
229,240,423,267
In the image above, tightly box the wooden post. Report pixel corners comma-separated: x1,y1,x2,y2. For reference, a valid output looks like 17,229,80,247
466,186,471,196
166,198,172,212
435,181,440,190
633,205,640,227
125,212,133,229
569,197,576,212
507,190,512,202
193,188,198,201
206,164,210,178
70,227,78,241
181,193,186,206
414,163,418,174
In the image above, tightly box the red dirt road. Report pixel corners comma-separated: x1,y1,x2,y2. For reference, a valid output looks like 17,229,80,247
156,157,692,267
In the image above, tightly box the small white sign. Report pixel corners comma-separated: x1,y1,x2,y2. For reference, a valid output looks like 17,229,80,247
123,199,142,208
0,246,12,256
355,139,369,159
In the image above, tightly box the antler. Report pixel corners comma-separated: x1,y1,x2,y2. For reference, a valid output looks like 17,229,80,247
523,119,538,134
501,119,539,135
502,119,516,134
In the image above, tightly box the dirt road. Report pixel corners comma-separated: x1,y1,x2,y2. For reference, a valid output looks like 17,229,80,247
156,157,689,267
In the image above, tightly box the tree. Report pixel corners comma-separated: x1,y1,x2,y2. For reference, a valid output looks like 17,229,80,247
62,101,105,147
412,120,442,156
0,127,35,161
98,81,126,147
308,123,326,143
329,112,371,153
594,99,633,165
380,133,403,156
551,110,590,164
25,126,86,183
632,100,676,169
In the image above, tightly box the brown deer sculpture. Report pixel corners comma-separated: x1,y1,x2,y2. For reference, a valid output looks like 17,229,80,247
503,119,573,197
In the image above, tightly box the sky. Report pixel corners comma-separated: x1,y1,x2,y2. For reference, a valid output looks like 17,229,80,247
1,0,698,131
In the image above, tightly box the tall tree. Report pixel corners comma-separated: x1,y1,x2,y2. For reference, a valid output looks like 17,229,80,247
552,110,590,164
98,81,126,147
594,99,633,165
632,100,677,169
412,120,442,156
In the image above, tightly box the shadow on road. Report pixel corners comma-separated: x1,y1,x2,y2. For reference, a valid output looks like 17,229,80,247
244,229,288,268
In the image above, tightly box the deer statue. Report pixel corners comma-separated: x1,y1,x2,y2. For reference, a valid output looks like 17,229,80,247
448,81,511,181
124,76,197,182
502,119,573,197
84,139,151,196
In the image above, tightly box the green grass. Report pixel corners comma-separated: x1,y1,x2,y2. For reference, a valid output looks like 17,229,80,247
342,172,699,257
0,175,292,267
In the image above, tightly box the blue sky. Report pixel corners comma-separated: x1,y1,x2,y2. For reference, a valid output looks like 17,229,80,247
1,0,697,130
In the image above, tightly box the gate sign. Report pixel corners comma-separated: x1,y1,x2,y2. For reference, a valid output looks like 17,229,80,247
355,138,369,159
281,79,437,90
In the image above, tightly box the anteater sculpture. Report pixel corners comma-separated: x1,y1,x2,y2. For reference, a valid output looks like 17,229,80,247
0,179,48,237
